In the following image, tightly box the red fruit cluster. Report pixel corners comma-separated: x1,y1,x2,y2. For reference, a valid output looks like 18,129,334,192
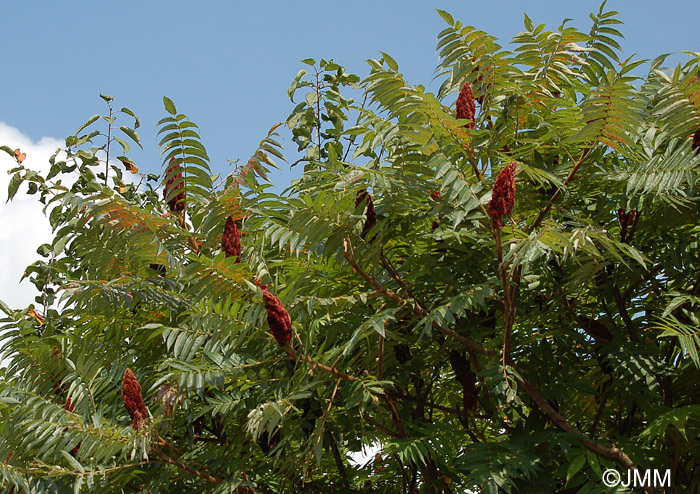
618,207,637,243
163,157,185,212
456,81,476,129
355,189,377,238
222,216,242,263
122,368,148,430
488,162,517,229
261,286,293,347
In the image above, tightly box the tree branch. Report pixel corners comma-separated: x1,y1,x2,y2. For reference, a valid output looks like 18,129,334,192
512,367,650,492
153,448,224,485
343,238,406,307
345,237,497,358
529,148,591,232
329,433,349,484
284,343,360,382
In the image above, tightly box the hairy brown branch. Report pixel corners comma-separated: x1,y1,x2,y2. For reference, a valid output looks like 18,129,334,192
343,238,405,307
512,367,650,492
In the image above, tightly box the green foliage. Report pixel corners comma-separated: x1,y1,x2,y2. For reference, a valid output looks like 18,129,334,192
2,4,700,493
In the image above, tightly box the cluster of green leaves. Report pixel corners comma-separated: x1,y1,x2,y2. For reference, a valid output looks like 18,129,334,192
1,2,700,492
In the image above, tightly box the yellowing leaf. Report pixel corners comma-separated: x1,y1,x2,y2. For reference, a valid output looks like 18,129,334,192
14,148,26,163
120,159,139,174
27,308,45,325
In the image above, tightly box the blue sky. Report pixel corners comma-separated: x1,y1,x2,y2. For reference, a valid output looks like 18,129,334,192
0,0,698,308
3,1,699,186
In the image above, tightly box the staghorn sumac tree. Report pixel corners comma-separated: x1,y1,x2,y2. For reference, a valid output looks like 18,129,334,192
1,3,700,493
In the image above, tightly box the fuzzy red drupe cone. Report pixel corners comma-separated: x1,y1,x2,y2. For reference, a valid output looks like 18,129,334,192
122,368,148,430
355,189,377,238
222,216,242,263
456,81,476,129
617,206,626,225
693,129,700,155
163,157,185,212
618,207,637,243
488,162,517,229
261,287,293,347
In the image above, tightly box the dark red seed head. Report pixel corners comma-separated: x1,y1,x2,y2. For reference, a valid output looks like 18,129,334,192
122,368,148,430
618,208,637,243
356,189,377,238
261,287,293,347
222,216,242,263
488,162,517,229
456,81,476,129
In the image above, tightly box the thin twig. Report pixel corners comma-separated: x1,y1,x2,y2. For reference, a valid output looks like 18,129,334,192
329,433,349,483
386,391,461,416
153,448,223,484
529,148,592,232
343,94,368,162
612,285,639,342
343,238,405,307
105,104,113,186
284,343,359,382
377,336,384,380
438,326,497,356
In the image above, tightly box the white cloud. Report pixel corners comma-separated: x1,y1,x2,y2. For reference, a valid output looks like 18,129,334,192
0,122,62,311
0,122,141,313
